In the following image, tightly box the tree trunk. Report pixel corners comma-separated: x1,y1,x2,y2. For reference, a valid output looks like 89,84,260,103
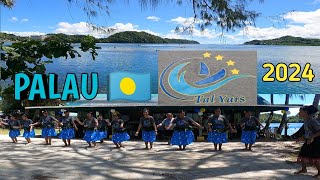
277,94,289,135
263,94,274,131
313,94,320,108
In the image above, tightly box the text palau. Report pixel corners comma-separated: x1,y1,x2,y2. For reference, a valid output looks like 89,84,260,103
14,73,98,100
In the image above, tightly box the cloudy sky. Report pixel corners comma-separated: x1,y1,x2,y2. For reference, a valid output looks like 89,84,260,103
1,0,320,44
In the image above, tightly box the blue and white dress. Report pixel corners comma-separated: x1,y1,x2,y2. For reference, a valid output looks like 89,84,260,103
22,119,35,138
207,115,229,144
140,116,156,143
40,115,57,137
59,116,75,140
170,116,195,146
111,119,130,143
97,119,108,140
241,116,260,144
83,118,100,143
8,120,21,138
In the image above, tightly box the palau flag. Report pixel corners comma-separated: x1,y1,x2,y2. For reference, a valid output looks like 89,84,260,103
108,72,151,101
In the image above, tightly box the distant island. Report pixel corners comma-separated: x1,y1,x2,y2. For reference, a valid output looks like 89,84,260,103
0,31,199,44
244,36,320,46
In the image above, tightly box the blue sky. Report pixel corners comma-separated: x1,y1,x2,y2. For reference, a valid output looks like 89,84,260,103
1,0,320,43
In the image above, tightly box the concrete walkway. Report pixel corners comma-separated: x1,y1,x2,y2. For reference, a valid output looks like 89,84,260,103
0,135,317,180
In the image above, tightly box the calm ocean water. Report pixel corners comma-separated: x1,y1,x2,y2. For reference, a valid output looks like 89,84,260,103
42,43,320,94
1,43,319,94
264,122,303,136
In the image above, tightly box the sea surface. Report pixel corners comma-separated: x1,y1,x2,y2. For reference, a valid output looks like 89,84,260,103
44,43,320,94
1,43,319,94
264,122,303,136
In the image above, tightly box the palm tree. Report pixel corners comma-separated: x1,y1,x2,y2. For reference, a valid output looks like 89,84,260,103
277,94,305,135
313,94,320,108
262,94,274,131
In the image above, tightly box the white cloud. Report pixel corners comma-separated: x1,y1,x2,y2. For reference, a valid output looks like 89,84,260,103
21,18,29,22
2,31,45,37
167,16,202,27
237,9,320,40
146,16,160,22
9,17,29,23
10,17,18,22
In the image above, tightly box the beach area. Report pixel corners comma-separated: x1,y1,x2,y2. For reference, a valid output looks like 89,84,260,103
0,135,317,180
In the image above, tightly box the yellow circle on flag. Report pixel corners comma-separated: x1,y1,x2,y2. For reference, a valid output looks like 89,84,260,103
120,77,136,95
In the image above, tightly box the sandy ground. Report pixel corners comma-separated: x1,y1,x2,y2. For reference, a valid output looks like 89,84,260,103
0,135,318,180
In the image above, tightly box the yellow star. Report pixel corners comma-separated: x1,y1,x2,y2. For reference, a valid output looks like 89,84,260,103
203,52,211,58
226,60,235,66
215,55,224,61
231,68,240,75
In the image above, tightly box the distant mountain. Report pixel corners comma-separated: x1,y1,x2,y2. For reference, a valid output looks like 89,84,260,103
0,31,200,44
244,36,320,46
99,31,199,44
0,32,28,42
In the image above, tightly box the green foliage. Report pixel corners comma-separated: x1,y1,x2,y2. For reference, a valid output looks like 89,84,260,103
66,0,260,33
244,36,320,46
1,31,199,44
0,37,99,113
260,113,303,123
0,0,14,8
0,32,28,42
101,31,199,44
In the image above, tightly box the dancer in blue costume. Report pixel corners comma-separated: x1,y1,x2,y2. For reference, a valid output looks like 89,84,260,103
135,108,157,149
76,112,99,148
97,113,111,143
207,107,235,151
167,110,203,150
58,110,78,147
111,111,130,148
31,110,59,145
0,113,21,143
240,110,264,151
21,114,35,144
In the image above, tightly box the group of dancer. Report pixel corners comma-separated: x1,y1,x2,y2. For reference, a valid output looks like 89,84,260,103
1,105,319,177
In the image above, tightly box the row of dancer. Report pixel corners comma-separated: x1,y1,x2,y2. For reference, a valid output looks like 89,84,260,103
1,107,264,151
1,106,319,177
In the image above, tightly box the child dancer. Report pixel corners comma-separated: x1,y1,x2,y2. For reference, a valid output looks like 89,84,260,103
166,110,203,150
76,112,99,148
135,108,157,149
157,113,174,145
97,114,111,143
1,114,21,143
59,110,78,147
111,111,130,148
295,105,320,178
240,110,264,151
21,114,35,144
207,107,235,151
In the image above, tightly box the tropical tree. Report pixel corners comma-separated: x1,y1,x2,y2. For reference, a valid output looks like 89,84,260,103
1,0,265,35
262,94,274,131
0,36,99,113
276,94,306,136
